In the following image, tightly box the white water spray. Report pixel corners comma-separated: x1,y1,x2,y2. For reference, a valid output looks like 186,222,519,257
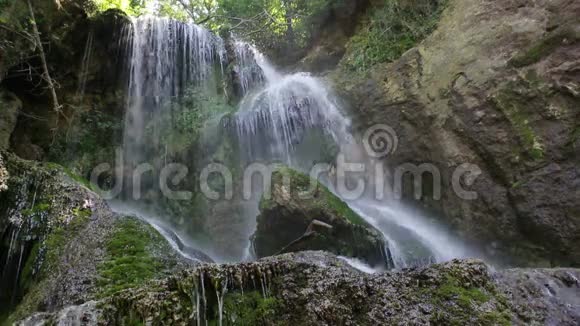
233,44,476,269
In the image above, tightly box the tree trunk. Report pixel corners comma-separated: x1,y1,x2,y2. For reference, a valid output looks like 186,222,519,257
27,0,61,114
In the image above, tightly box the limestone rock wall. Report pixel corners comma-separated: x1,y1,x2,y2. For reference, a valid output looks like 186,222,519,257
331,0,580,267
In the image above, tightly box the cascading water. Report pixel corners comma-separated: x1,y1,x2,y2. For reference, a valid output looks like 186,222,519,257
115,16,475,269
233,60,350,167
75,30,94,102
231,40,265,96
122,17,226,184
232,45,476,269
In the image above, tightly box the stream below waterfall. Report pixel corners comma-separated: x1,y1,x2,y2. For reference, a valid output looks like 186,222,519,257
111,16,481,270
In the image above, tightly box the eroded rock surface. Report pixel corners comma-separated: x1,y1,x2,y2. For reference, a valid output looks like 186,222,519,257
18,252,580,325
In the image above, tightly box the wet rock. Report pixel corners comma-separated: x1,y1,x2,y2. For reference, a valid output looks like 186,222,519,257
37,252,579,325
330,0,580,266
253,168,393,268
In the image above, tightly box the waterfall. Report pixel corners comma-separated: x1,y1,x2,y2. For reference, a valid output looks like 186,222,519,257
116,16,474,268
233,57,350,166
76,30,94,102
232,45,475,269
122,17,226,180
232,40,264,96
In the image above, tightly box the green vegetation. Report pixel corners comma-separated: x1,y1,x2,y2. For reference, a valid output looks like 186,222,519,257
426,274,513,325
343,0,447,71
477,311,512,326
494,88,545,160
222,291,278,325
92,0,147,16
48,109,121,180
7,209,91,323
97,218,166,297
434,276,490,308
158,86,234,155
45,162,97,191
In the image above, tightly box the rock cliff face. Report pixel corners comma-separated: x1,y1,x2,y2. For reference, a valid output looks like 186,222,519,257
331,0,580,267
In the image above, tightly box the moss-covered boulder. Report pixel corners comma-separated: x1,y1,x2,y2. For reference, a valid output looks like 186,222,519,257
252,168,393,268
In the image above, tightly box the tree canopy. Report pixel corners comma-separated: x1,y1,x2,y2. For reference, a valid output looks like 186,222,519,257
92,0,339,58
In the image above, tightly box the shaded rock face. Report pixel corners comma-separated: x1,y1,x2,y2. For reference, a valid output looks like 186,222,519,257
25,252,580,325
1,6,130,176
0,151,194,323
331,0,580,266
0,151,115,320
294,0,370,72
0,89,20,150
253,168,392,268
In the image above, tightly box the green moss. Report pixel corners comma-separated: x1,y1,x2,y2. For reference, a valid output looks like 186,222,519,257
42,211,90,273
8,212,90,322
18,243,40,290
477,311,512,326
494,88,545,160
425,274,513,325
221,291,278,325
510,27,580,68
273,167,365,225
321,187,365,225
434,276,490,308
21,202,51,217
97,218,165,297
45,162,95,190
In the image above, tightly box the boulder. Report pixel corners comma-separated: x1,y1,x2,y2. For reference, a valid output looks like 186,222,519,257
252,167,393,268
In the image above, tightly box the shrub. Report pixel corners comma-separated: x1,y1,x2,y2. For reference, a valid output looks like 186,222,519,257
343,0,447,71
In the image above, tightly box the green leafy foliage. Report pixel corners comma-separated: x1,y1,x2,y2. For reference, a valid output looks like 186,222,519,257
48,108,121,178
343,0,447,71
92,0,146,16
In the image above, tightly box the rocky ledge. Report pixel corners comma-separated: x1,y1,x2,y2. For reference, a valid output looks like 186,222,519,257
18,251,580,325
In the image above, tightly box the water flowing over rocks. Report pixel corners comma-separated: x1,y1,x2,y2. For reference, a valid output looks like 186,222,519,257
0,152,194,322
253,168,393,269
0,0,579,323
